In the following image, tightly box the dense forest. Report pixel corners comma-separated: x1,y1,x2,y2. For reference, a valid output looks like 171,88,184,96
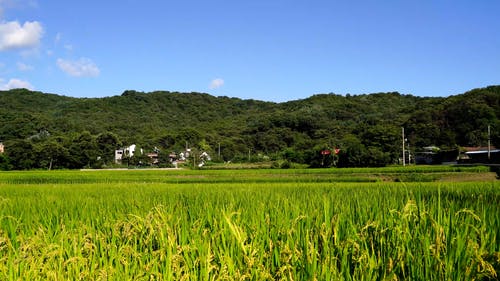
0,86,499,170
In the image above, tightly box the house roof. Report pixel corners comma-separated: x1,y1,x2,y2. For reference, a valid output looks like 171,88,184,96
463,146,497,152
465,149,500,154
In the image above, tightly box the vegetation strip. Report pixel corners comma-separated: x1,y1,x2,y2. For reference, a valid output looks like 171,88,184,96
1,86,499,170
0,169,498,279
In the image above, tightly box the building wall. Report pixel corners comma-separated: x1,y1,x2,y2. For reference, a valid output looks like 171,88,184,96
115,149,124,164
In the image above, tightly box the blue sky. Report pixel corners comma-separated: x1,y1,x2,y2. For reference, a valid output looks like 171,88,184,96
0,0,499,102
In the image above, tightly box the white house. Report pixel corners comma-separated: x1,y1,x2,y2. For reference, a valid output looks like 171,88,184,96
198,151,212,167
115,144,137,164
114,149,124,164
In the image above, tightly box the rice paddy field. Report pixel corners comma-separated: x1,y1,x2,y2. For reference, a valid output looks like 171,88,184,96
0,166,499,280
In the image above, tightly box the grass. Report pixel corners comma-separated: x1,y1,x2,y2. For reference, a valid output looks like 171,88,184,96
0,164,492,184
0,168,498,280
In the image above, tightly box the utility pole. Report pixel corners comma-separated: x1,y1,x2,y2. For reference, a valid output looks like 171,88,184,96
218,142,221,160
402,127,406,166
408,141,411,165
488,125,491,161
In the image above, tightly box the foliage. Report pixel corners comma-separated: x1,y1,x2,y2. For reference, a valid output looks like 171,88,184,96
96,132,122,165
0,86,499,169
4,139,36,170
0,154,11,170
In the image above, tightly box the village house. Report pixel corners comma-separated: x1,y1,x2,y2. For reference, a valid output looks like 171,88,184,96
114,144,211,167
146,152,159,165
114,144,138,164
459,146,500,164
114,145,160,166
415,146,439,164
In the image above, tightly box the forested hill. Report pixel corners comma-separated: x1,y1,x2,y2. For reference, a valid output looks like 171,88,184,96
0,86,499,169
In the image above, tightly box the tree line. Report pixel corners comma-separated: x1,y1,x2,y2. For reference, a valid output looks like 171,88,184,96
0,86,499,170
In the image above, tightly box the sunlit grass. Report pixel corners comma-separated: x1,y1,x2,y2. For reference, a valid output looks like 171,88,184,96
0,169,498,280
0,165,490,184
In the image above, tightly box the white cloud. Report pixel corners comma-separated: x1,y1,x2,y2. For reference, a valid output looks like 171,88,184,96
209,78,224,89
17,62,33,71
0,78,34,90
0,20,43,51
57,57,100,77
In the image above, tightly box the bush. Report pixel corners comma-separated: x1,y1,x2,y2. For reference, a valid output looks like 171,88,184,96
394,173,437,182
271,160,291,169
0,154,12,170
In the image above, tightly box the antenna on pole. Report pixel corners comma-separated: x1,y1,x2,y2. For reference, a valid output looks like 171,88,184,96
402,127,406,166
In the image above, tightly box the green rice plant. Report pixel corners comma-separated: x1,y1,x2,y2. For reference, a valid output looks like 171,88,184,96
0,165,492,185
0,170,498,280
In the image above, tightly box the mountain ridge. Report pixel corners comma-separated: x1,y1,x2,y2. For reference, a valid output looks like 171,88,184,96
0,86,499,169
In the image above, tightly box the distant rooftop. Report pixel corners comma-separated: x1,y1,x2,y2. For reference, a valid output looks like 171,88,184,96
463,146,497,152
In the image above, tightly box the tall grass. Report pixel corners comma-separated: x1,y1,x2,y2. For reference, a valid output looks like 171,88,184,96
0,165,491,185
0,172,498,280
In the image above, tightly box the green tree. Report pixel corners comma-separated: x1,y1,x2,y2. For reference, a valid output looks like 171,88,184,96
175,128,202,150
198,139,212,153
446,100,496,146
35,140,69,170
156,134,176,150
5,139,36,170
338,135,366,168
363,146,391,167
0,154,12,170
68,131,99,168
359,124,399,164
305,145,336,168
96,132,122,165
